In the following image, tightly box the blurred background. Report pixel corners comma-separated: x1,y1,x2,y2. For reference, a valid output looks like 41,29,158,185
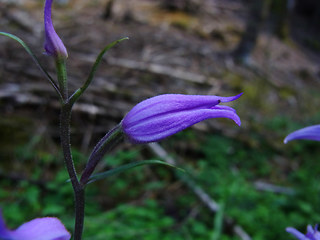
0,0,320,239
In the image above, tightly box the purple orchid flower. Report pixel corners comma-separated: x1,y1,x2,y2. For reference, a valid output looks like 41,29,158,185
284,124,320,143
286,225,320,240
44,0,68,58
121,93,242,144
0,211,71,240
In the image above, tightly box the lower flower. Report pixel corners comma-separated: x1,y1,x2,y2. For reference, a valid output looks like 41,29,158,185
0,210,71,240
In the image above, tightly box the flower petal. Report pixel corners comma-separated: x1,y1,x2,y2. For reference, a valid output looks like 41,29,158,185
0,212,12,239
124,106,240,143
123,93,242,128
284,125,320,143
306,225,320,240
13,217,71,240
44,0,68,58
286,227,309,240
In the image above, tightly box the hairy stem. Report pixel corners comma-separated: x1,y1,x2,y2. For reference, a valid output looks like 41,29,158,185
56,58,68,99
60,103,85,240
80,124,123,185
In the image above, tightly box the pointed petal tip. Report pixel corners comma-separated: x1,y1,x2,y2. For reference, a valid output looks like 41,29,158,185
219,92,243,103
228,111,241,126
233,92,243,99
283,124,320,144
286,227,307,240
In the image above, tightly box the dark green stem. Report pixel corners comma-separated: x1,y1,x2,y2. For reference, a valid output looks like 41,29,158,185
60,103,85,240
56,57,68,99
80,125,124,185
57,59,85,240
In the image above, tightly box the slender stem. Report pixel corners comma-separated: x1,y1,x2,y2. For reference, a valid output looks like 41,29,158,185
80,124,123,185
56,57,68,99
60,103,85,240
56,58,85,240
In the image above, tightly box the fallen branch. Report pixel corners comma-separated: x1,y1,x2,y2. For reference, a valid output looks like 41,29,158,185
254,180,295,195
148,142,251,240
106,57,212,84
75,52,219,85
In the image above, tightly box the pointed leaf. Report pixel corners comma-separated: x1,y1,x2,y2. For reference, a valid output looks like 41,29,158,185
69,37,129,105
87,160,183,184
0,32,62,100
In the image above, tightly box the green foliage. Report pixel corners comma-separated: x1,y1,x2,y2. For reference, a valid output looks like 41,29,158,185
1,117,320,239
84,200,180,240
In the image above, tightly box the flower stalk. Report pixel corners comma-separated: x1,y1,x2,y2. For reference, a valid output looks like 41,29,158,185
56,58,68,99
60,102,85,240
80,125,124,185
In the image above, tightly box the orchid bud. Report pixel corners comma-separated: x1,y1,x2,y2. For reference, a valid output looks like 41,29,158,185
121,93,242,144
44,0,68,58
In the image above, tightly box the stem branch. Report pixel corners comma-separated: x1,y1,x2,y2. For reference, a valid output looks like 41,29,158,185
60,103,85,240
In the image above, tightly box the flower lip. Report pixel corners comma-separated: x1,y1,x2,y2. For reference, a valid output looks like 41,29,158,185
284,124,320,143
0,210,71,240
44,0,68,58
122,93,242,144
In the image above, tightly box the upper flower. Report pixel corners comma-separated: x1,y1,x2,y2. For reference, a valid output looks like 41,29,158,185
284,124,320,143
286,225,320,240
0,211,71,240
44,0,68,58
121,93,242,144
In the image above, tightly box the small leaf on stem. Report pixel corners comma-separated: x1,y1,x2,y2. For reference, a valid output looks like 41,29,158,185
87,160,184,184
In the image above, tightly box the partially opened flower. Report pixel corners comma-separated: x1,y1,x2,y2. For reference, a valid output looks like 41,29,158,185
0,211,71,240
121,93,242,144
44,0,68,58
286,225,320,240
284,124,320,143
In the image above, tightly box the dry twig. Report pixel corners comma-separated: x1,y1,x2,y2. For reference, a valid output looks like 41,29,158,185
148,142,252,240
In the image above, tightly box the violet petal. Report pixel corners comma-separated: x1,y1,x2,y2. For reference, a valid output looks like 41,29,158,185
284,125,320,143
44,0,68,58
13,217,71,240
286,227,309,240
122,93,242,144
0,212,71,240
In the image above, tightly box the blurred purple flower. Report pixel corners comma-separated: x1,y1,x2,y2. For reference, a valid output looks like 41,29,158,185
121,93,242,144
0,211,71,240
44,0,68,58
286,225,320,240
284,124,320,143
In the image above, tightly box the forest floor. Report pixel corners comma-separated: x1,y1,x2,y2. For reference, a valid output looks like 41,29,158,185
0,0,320,239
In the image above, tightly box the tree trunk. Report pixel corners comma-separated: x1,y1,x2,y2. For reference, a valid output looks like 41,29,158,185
233,0,267,64
102,0,115,19
271,0,293,40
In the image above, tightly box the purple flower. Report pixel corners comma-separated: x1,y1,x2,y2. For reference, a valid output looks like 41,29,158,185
0,211,71,240
284,124,320,143
44,0,68,58
121,93,242,144
286,225,320,240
